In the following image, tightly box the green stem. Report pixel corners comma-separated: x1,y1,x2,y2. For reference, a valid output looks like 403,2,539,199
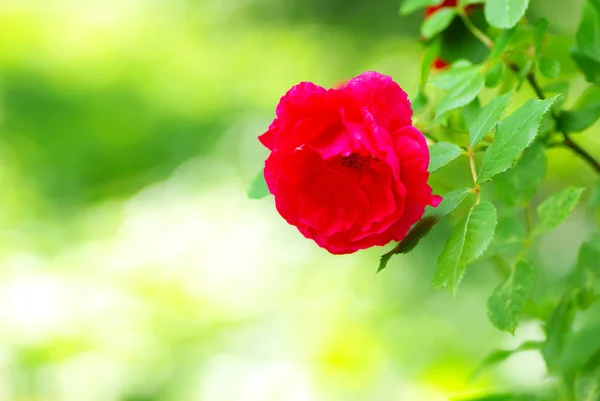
468,149,481,204
459,12,493,49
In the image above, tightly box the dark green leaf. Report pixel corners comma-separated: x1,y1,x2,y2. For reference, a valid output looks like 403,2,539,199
429,142,464,172
421,8,458,40
575,2,600,63
478,97,557,184
433,202,497,294
561,320,600,374
378,188,470,272
572,50,600,84
543,292,577,373
485,63,504,88
485,0,530,29
558,84,600,133
535,187,585,235
572,2,600,84
412,90,428,113
487,259,536,334
400,0,444,15
462,98,482,129
469,92,512,148
248,170,270,199
490,29,515,60
378,253,394,274
494,142,547,206
570,235,600,288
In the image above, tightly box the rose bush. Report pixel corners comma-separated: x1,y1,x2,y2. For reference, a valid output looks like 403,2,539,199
249,0,600,397
259,72,440,254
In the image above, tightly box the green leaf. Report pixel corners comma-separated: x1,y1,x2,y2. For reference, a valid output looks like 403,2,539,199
534,187,585,235
429,142,464,172
472,341,543,379
433,202,497,294
485,63,504,88
421,8,458,40
490,28,516,60
411,90,428,113
575,2,600,63
378,188,470,272
572,2,600,84
469,92,512,148
477,96,557,184
494,142,547,206
486,214,526,255
432,61,474,89
558,84,600,133
543,292,578,373
572,50,600,84
400,0,443,15
487,259,536,334
533,18,549,55
485,0,530,29
561,320,600,374
570,234,600,288
378,253,394,274
248,170,270,199
435,65,485,118
539,57,561,78
462,98,482,129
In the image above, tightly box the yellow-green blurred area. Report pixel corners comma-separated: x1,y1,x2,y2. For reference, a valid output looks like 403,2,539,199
0,0,598,400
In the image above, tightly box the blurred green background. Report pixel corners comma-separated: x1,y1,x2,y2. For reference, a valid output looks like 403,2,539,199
0,0,598,400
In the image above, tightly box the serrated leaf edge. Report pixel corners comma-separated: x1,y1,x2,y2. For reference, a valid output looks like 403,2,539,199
478,96,557,184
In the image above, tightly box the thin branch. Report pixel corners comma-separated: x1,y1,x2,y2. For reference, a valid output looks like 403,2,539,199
459,12,493,49
562,135,600,173
525,73,546,100
461,20,600,175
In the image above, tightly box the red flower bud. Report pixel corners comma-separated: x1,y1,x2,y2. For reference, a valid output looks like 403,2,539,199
424,0,458,18
432,57,451,70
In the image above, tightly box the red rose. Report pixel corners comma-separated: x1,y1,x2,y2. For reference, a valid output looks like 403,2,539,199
259,72,441,254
